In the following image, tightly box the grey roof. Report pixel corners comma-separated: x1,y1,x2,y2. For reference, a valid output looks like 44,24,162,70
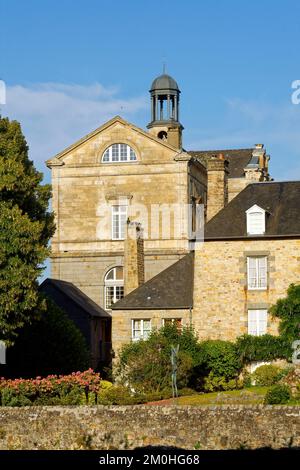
150,74,180,92
188,148,254,178
40,278,111,318
205,181,300,239
112,253,194,310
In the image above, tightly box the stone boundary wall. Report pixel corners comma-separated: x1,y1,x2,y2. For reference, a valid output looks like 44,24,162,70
0,405,299,450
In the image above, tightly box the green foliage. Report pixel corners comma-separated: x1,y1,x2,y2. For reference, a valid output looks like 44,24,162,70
251,365,282,386
117,326,243,394
197,340,241,380
269,284,300,344
98,385,144,405
6,296,89,377
117,324,200,393
235,334,291,363
264,384,291,405
203,372,242,392
100,380,113,390
0,116,55,344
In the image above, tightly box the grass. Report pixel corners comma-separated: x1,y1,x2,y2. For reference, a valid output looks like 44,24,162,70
172,387,269,406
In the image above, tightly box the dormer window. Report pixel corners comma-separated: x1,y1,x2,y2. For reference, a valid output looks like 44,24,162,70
102,144,137,163
246,205,266,235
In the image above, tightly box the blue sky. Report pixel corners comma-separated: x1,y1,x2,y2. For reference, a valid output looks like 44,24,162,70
1,0,300,281
1,0,300,182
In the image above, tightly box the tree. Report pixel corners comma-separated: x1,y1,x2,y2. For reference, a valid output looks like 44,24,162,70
6,296,89,378
0,116,55,343
270,284,300,344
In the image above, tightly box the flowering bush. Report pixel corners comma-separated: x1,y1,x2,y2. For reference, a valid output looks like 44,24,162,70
0,369,101,406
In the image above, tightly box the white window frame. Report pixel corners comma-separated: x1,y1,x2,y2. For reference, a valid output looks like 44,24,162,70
112,205,127,240
248,309,268,336
246,205,266,235
104,266,124,310
132,319,151,341
247,256,268,290
102,143,137,163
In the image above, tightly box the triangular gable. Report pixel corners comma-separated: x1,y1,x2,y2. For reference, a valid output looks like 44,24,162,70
46,115,181,167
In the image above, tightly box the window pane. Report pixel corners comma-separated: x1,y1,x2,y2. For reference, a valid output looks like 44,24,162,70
258,310,268,335
103,149,110,161
105,286,114,309
130,148,137,160
116,266,123,280
106,269,114,280
102,144,137,163
248,310,258,335
143,320,151,339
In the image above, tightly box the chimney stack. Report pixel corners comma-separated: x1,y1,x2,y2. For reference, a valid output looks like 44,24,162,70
124,220,145,295
206,154,229,221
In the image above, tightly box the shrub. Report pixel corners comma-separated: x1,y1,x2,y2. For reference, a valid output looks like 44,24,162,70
0,369,101,406
6,297,89,378
116,324,200,394
269,284,300,345
264,384,291,405
236,334,291,363
203,372,242,392
197,340,241,382
100,380,113,390
252,365,282,386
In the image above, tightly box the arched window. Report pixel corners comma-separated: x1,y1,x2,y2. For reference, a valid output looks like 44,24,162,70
102,143,137,163
104,266,124,309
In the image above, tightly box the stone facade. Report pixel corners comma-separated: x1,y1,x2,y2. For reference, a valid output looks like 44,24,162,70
124,221,145,295
193,238,300,340
48,116,206,308
0,405,299,450
112,308,190,353
206,156,229,221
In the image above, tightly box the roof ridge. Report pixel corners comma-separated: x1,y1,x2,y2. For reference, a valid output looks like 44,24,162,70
41,278,110,317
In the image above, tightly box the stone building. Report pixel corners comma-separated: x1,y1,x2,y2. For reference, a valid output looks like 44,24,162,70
113,181,300,352
46,72,281,361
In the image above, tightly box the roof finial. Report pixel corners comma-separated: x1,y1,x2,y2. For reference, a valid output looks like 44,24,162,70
163,61,166,74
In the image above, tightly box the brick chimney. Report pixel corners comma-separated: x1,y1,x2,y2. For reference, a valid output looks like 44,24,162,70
206,154,229,221
124,220,145,295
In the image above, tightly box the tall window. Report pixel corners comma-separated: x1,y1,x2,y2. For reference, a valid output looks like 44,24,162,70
132,319,151,341
248,310,268,336
104,266,124,310
112,205,127,240
102,144,137,163
247,256,267,290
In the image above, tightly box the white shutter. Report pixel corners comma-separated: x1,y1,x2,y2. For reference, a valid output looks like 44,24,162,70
248,310,258,335
258,310,268,335
247,257,257,289
258,257,267,289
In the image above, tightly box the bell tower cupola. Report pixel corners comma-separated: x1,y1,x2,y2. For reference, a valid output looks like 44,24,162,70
147,72,183,149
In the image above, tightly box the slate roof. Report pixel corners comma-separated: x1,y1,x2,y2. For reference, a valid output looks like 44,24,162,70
205,181,300,239
112,252,194,310
188,148,254,178
40,278,111,318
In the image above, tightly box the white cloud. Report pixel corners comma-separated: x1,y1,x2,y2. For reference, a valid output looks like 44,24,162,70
2,82,147,178
188,97,300,180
